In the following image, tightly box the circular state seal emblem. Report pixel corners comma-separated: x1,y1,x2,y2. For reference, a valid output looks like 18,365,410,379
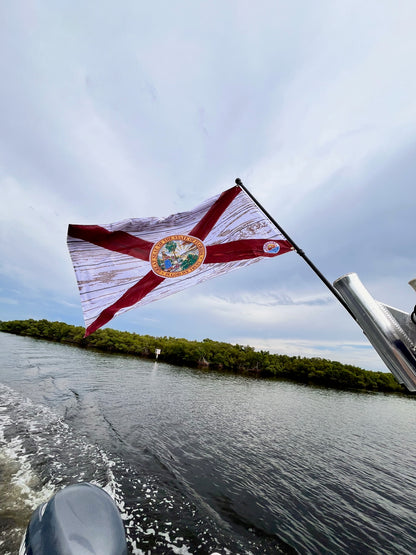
150,235,206,278
263,241,280,255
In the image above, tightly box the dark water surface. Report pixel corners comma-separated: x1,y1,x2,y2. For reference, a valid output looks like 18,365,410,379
1,332,416,554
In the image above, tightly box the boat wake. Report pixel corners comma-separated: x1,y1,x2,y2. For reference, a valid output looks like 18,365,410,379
0,380,295,554
0,383,117,554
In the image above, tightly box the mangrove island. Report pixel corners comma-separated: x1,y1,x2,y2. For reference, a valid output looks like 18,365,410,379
0,318,409,394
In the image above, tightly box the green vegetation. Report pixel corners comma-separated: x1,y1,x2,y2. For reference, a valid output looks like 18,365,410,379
0,319,408,394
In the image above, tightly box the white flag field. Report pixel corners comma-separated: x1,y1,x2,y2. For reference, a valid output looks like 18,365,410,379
67,185,293,336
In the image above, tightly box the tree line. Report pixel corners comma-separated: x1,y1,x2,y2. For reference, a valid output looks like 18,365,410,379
0,318,409,394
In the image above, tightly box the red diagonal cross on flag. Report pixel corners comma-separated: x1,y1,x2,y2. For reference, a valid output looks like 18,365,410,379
68,185,293,336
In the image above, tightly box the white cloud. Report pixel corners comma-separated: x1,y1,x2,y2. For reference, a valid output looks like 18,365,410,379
0,175,74,293
229,336,384,372
0,297,18,305
1,0,416,374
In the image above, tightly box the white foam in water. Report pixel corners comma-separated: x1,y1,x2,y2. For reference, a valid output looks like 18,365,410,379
0,388,53,513
170,544,194,555
0,429,54,552
0,383,188,554
0,382,217,555
1,435,55,509
0,382,126,553
94,450,119,499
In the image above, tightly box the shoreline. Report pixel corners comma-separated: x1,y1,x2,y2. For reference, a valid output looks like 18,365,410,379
0,319,409,395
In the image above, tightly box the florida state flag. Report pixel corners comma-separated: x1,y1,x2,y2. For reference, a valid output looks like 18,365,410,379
67,185,293,336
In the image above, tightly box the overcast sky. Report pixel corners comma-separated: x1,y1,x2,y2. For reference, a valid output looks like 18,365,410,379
1,1,416,372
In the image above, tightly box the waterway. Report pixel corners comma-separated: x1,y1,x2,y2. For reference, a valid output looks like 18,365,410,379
1,332,415,554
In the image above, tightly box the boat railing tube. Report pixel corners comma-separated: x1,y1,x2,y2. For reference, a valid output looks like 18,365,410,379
20,482,128,555
333,273,416,392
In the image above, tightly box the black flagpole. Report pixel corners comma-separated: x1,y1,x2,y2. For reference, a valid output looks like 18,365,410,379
235,178,357,321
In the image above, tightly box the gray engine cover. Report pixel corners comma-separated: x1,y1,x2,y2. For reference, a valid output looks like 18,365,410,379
21,483,128,555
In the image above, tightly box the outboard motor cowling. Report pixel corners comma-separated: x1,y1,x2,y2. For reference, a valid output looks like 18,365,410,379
20,483,128,555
